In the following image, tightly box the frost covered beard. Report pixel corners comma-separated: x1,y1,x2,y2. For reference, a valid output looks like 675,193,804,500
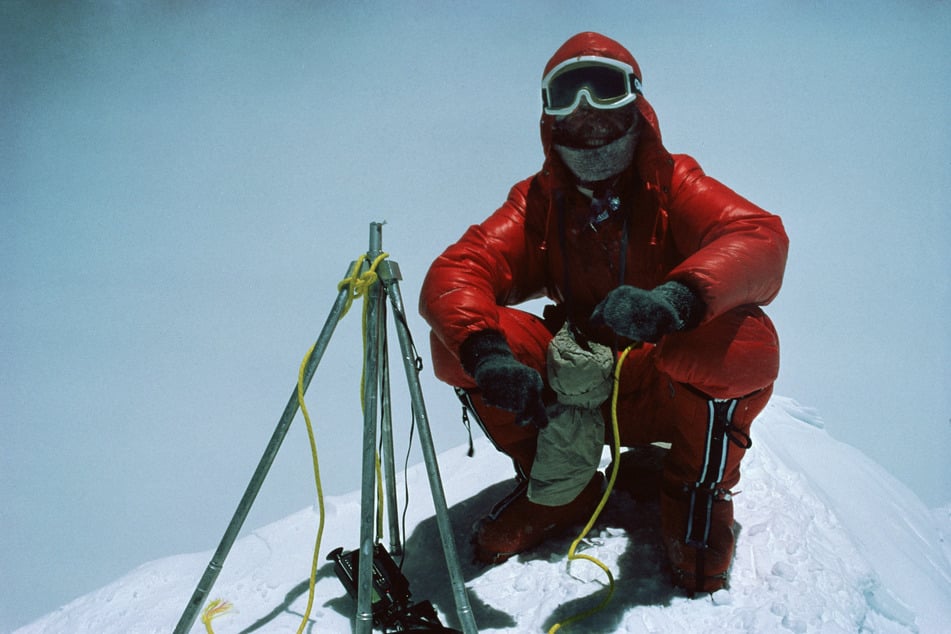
554,126,639,184
551,102,640,185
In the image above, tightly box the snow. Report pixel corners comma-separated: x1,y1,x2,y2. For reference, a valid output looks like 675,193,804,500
15,396,951,634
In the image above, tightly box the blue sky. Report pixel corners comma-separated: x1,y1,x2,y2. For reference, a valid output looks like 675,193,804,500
2,1,949,630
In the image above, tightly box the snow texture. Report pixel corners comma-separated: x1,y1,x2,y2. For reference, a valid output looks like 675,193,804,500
15,396,951,633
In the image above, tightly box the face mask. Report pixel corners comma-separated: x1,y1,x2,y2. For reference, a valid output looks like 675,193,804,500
554,124,639,184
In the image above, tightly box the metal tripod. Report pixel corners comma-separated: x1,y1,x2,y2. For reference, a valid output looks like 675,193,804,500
174,222,478,633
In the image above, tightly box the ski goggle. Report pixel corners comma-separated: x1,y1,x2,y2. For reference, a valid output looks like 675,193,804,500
541,56,641,116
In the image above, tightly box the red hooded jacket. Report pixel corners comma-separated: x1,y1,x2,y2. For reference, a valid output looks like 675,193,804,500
420,32,788,370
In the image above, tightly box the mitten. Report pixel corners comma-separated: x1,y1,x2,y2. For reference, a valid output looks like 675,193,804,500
459,330,548,428
589,281,704,343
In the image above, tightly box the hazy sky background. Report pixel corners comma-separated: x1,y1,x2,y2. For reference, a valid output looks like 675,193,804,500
2,1,948,630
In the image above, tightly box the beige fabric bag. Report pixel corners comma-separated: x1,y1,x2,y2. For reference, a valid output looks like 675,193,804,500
528,324,614,505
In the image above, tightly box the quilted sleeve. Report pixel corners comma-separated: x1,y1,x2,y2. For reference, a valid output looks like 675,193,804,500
419,177,548,356
665,155,789,322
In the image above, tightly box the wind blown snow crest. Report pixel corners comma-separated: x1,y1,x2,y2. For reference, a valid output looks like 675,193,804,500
16,396,951,633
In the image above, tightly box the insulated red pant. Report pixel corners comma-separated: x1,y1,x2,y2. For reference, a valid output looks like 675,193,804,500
430,304,779,486
430,303,778,588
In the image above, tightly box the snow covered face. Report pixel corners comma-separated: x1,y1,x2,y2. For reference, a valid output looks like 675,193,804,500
551,101,640,184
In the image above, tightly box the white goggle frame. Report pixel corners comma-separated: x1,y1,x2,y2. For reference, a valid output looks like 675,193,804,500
541,55,641,116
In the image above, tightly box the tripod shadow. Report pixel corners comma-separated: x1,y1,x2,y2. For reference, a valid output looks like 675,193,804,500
398,480,522,630
235,557,388,633
236,578,319,633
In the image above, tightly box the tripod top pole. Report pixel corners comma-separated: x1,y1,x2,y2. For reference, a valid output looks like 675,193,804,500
369,222,384,256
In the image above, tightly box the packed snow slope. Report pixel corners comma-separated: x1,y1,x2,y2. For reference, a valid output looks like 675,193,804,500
17,396,951,634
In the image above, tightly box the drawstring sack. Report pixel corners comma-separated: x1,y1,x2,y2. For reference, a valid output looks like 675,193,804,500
528,323,614,505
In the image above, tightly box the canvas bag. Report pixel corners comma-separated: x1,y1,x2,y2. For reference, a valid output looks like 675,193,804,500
528,324,614,505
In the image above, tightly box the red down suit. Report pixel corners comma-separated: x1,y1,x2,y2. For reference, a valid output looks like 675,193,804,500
419,32,788,589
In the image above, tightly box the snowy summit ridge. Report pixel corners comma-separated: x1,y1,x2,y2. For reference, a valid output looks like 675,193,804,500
16,396,951,633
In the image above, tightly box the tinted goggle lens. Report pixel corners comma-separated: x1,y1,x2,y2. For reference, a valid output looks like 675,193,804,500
542,58,640,115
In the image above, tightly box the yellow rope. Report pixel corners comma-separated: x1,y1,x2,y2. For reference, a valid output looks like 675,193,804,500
294,341,327,634
548,343,638,634
199,599,233,633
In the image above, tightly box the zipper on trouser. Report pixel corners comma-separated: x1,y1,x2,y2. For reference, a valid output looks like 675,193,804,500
683,397,741,592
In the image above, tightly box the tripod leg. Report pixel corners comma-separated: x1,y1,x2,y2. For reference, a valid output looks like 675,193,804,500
356,275,383,634
378,301,404,556
174,274,355,634
383,276,479,634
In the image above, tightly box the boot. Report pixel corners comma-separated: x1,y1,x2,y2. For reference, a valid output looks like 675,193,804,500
474,472,604,564
660,479,737,593
658,387,764,594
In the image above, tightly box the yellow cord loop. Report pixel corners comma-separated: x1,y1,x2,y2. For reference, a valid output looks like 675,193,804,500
337,252,390,319
548,342,639,634
200,598,233,634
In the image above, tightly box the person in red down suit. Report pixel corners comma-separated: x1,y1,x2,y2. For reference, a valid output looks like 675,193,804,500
419,31,787,594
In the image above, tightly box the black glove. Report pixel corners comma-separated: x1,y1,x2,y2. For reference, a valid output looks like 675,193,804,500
589,281,704,343
459,330,548,428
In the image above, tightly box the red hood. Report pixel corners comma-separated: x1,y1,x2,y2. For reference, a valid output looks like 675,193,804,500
540,32,663,166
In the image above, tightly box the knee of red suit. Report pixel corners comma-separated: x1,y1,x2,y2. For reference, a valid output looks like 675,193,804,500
429,304,779,401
